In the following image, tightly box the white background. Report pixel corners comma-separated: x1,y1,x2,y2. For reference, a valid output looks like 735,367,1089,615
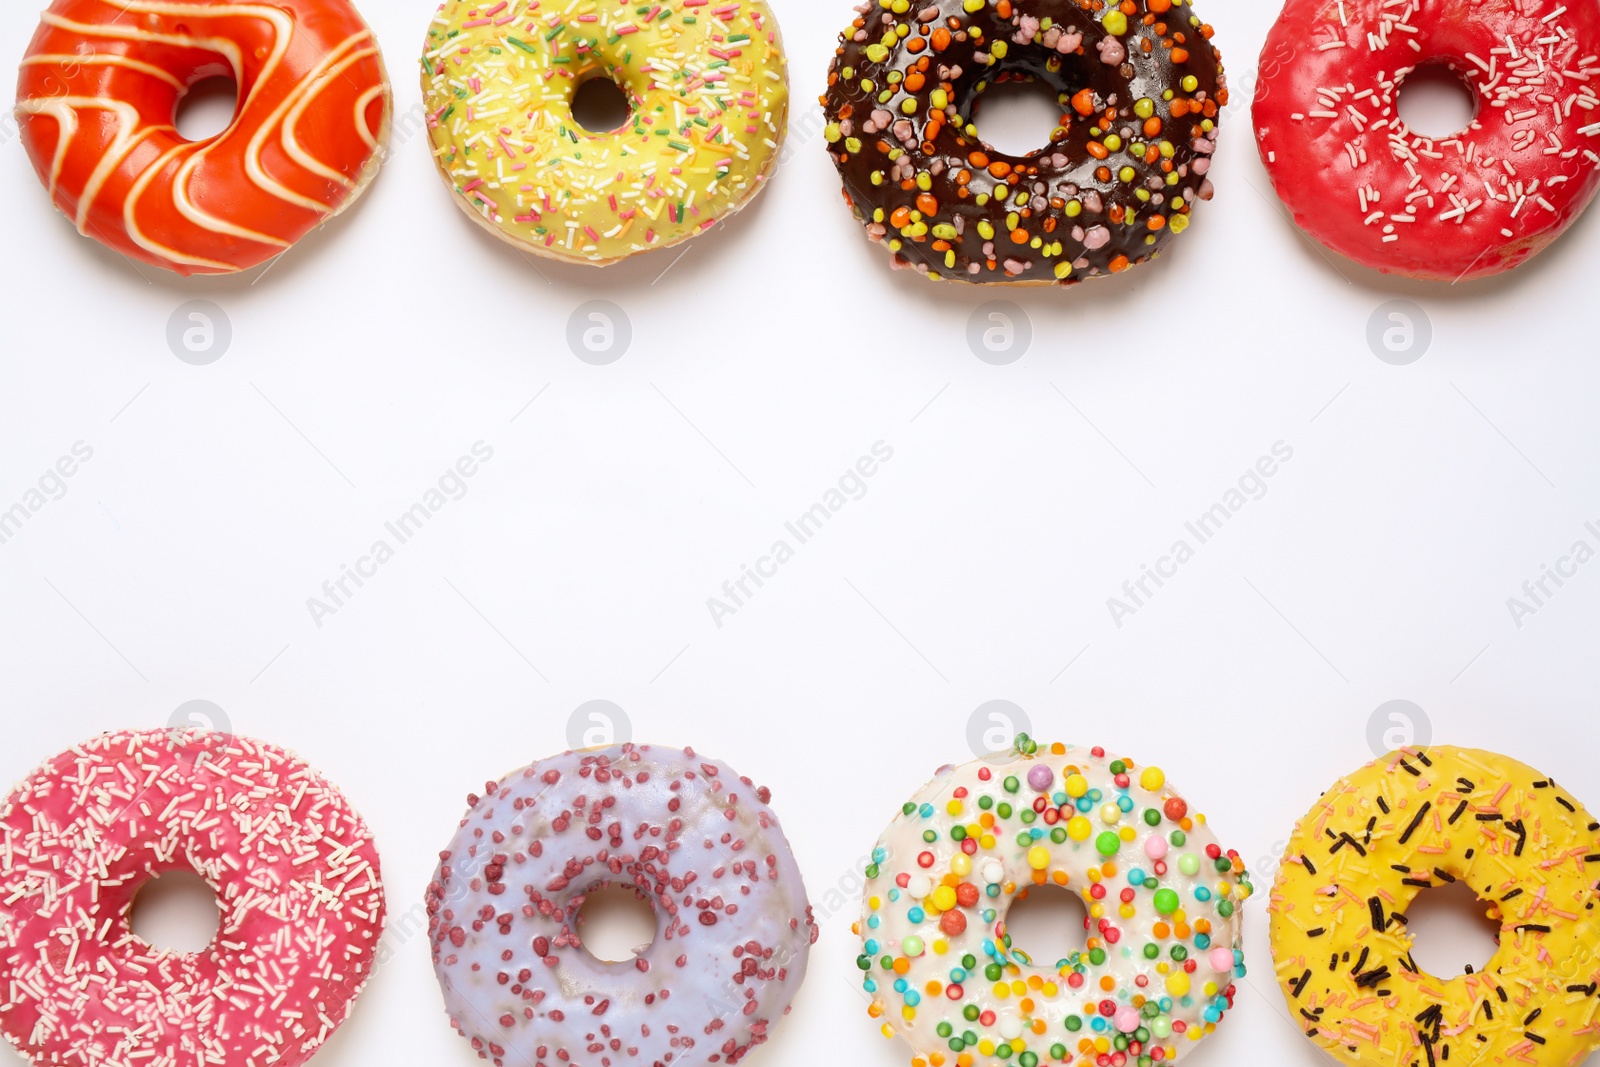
2,0,1599,1065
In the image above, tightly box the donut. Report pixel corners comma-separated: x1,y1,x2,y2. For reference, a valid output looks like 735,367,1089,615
1269,746,1600,1067
0,728,386,1067
1252,0,1600,280
821,0,1227,285
15,0,391,276
856,736,1253,1067
420,0,789,266
425,742,816,1067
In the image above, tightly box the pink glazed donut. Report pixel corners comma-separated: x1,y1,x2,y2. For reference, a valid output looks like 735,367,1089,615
426,743,816,1067
0,728,386,1067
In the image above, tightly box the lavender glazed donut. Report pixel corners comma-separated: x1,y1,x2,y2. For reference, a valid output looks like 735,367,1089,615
426,743,817,1067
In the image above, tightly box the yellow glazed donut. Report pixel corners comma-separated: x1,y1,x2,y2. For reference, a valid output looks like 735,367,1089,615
420,0,789,265
1270,747,1600,1067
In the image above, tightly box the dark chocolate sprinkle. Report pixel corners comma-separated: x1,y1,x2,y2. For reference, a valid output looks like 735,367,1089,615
1353,966,1391,988
1291,969,1311,997
1399,801,1432,844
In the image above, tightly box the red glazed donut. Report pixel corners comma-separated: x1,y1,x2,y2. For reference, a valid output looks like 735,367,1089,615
1253,0,1600,279
0,729,386,1067
16,0,391,276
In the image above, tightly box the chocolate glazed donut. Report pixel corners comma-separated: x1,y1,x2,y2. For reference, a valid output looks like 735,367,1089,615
823,0,1227,285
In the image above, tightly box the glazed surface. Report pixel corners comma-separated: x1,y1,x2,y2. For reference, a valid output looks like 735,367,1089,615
0,729,386,1067
822,0,1226,284
1270,746,1600,1067
16,0,391,276
426,743,815,1067
421,0,789,266
857,738,1251,1067
1253,0,1600,280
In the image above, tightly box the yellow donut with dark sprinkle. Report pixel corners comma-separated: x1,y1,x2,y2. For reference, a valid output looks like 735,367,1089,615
1270,746,1600,1067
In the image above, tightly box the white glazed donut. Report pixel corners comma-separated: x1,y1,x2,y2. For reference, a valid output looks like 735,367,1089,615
855,737,1253,1067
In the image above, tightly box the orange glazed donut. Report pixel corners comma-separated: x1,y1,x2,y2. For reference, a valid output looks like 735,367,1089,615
16,0,392,275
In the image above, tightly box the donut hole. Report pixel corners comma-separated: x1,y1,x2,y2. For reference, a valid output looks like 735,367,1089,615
1397,64,1478,139
1002,883,1090,968
174,75,240,142
970,78,1067,158
576,884,657,963
1405,880,1501,978
130,870,221,954
571,77,634,135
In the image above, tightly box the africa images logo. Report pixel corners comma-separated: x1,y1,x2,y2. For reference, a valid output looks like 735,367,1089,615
1107,442,1295,627
306,442,495,627
706,442,894,628
0,442,95,548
